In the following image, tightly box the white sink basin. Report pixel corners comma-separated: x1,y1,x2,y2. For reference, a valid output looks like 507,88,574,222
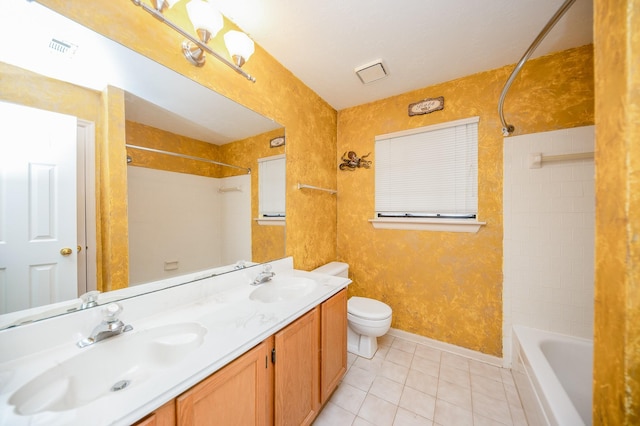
9,322,207,415
249,277,317,303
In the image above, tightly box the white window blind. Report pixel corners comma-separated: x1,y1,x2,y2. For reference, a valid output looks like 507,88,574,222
258,154,285,217
375,117,478,218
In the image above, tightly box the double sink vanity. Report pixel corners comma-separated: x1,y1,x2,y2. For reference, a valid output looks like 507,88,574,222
0,257,350,425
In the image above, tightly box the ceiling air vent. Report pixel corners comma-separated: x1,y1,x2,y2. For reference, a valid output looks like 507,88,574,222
48,38,78,58
355,59,389,84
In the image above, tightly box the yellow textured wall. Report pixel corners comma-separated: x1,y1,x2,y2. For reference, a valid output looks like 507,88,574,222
99,86,129,291
38,0,338,279
0,61,107,289
593,0,640,422
125,121,223,177
337,45,594,356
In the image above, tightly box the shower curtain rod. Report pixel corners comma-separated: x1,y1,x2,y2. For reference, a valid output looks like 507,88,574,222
498,0,577,136
126,144,251,174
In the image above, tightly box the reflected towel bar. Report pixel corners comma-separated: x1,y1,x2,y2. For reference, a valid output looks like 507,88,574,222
297,183,337,195
218,186,242,193
529,151,594,169
126,144,251,174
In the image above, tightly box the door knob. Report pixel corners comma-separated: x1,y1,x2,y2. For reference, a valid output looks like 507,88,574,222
60,247,73,256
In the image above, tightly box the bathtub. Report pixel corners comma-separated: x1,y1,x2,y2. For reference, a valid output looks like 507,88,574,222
511,325,593,426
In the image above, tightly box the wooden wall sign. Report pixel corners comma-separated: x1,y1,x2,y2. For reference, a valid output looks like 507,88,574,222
408,96,444,116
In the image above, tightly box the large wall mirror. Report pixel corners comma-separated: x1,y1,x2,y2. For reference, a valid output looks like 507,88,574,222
0,0,285,329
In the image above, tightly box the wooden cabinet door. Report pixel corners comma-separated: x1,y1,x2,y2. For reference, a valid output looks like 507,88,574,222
320,289,347,404
176,341,269,426
133,400,176,426
274,308,320,426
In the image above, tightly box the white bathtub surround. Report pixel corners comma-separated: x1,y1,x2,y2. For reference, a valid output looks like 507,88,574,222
512,325,593,426
127,167,251,285
0,258,350,425
503,125,595,363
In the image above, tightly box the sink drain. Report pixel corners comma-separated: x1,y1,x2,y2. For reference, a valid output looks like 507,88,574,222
110,380,131,392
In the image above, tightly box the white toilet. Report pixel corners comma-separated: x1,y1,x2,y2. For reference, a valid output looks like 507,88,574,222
312,262,393,359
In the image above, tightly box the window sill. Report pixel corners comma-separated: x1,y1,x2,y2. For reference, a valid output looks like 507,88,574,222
369,217,485,233
255,217,285,226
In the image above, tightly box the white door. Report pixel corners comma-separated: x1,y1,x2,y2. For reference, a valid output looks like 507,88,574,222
0,101,78,314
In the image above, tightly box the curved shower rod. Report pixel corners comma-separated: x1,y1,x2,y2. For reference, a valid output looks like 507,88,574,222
498,0,577,136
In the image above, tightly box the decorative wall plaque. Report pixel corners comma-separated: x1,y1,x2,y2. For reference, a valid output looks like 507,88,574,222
270,136,285,148
408,96,444,116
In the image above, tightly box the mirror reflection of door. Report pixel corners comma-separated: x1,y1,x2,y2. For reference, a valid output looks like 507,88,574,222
0,102,78,313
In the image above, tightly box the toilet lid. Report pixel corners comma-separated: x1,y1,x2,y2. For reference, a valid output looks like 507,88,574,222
348,297,392,320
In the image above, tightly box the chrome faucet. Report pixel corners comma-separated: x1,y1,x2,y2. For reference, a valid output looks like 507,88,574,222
252,264,275,285
77,303,133,348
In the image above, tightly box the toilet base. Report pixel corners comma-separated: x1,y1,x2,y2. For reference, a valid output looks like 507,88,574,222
347,325,379,359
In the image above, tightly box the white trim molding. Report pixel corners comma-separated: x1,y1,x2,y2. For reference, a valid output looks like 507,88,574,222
369,217,486,233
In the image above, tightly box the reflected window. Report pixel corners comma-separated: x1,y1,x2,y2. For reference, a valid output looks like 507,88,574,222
258,154,285,219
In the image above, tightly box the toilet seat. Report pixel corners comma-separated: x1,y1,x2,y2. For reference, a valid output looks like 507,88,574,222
348,297,392,320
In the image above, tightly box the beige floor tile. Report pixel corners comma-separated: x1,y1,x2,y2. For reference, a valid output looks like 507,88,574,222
472,391,513,425
414,344,442,363
410,355,441,377
391,338,417,354
369,376,405,405
438,365,470,389
358,394,398,426
440,351,470,372
343,365,377,392
330,382,367,414
469,360,503,382
393,407,433,426
379,360,410,384
399,386,436,420
386,348,414,367
378,334,395,348
405,368,439,397
318,337,527,426
353,417,376,426
504,383,524,409
501,368,516,386
436,379,472,410
354,355,385,373
471,374,507,402
312,402,356,426
434,398,473,426
509,405,529,426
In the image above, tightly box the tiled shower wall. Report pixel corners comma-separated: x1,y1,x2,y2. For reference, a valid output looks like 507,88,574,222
503,126,595,364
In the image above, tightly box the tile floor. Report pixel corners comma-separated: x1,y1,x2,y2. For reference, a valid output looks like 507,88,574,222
313,334,528,426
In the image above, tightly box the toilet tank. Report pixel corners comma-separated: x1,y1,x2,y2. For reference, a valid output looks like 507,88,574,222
312,261,349,278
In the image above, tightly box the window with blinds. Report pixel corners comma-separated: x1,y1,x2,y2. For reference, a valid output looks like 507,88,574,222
375,117,479,219
258,154,285,217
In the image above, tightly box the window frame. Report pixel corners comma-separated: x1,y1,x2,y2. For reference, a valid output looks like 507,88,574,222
370,117,485,233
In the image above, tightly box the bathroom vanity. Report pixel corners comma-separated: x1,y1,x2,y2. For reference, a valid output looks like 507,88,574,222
0,258,349,425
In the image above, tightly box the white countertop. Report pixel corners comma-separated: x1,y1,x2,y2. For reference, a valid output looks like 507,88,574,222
0,258,350,425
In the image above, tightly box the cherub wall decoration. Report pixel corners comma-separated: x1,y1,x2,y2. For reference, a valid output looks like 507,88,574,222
339,151,372,171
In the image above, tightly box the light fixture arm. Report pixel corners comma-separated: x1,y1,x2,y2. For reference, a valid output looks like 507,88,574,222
131,0,256,83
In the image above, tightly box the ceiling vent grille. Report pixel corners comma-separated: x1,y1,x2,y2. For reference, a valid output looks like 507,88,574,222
355,59,389,84
48,38,78,58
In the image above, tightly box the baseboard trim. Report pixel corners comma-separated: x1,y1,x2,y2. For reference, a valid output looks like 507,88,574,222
387,328,503,367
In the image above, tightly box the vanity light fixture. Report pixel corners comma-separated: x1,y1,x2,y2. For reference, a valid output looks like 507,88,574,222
131,0,256,82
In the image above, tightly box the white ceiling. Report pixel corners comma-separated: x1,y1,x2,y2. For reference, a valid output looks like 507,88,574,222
214,0,593,110
0,0,593,143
